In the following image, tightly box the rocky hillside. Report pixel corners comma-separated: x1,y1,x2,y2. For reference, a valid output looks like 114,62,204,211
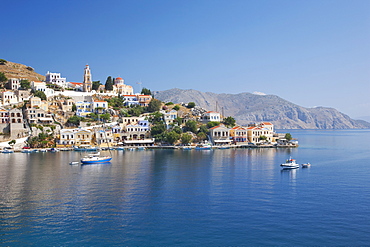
0,60,45,81
154,88,370,129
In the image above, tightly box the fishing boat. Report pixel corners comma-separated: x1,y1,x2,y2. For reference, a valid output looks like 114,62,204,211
81,152,112,164
280,157,299,169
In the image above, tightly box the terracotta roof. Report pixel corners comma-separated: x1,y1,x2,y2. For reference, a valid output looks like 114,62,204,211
116,77,123,80
261,122,273,125
69,82,83,85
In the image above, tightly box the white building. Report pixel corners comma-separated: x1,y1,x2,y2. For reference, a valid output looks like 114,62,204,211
31,81,54,97
45,71,67,88
202,111,222,123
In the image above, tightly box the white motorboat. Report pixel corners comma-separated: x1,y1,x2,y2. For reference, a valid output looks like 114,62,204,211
302,163,311,168
81,152,112,164
280,157,299,169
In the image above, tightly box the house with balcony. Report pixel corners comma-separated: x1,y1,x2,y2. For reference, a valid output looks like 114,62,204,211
230,126,248,144
117,120,153,146
94,128,114,148
57,129,76,147
92,100,108,114
209,124,232,145
75,101,92,117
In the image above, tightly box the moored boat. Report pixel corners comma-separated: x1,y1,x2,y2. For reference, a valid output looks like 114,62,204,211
280,157,299,169
2,148,14,153
81,152,112,164
195,144,212,150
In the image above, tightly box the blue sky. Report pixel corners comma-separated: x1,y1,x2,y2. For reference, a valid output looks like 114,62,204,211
2,0,369,120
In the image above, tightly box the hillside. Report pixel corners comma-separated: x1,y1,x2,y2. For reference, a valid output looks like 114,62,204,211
0,60,45,82
154,88,370,129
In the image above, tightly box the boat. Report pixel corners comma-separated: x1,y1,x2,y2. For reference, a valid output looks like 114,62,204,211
115,147,125,151
22,149,34,153
74,145,97,151
280,157,299,169
302,163,311,168
80,124,112,164
137,147,146,151
217,146,230,149
195,144,212,150
81,152,112,164
2,148,14,153
40,149,48,152
69,161,80,165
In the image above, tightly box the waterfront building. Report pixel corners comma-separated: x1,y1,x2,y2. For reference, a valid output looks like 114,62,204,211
209,124,232,145
45,71,67,88
115,120,153,146
230,126,248,144
74,128,94,146
246,126,273,143
83,65,93,92
94,128,114,148
57,129,75,147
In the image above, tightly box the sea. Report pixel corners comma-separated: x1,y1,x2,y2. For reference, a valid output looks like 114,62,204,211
1,129,370,246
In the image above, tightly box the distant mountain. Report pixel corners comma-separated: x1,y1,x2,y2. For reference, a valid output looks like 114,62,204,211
154,88,370,129
0,60,45,82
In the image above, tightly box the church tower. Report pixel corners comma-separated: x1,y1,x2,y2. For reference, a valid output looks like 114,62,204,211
83,65,92,92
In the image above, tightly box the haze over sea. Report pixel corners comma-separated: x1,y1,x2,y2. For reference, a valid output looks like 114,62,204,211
1,129,370,246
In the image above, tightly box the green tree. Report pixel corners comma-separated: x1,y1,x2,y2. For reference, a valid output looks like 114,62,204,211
165,102,173,105
187,102,195,108
72,104,77,112
99,113,111,122
0,59,7,65
185,120,197,133
173,105,180,111
105,76,114,91
149,111,164,124
196,132,207,142
92,81,101,91
20,80,31,89
33,90,47,100
141,87,151,95
128,105,144,117
181,133,193,145
198,124,209,134
8,139,16,146
0,72,7,87
259,135,268,141
285,133,292,141
106,96,124,108
147,98,162,112
223,116,236,127
172,126,182,134
151,124,166,141
165,131,180,145
207,121,220,128
67,116,81,126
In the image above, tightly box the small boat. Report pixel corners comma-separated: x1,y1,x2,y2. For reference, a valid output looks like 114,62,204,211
40,149,48,152
2,149,14,153
81,152,112,164
49,148,60,152
280,157,299,169
22,149,34,153
69,161,80,165
217,146,230,149
195,144,212,150
115,147,125,151
302,163,311,168
182,146,193,150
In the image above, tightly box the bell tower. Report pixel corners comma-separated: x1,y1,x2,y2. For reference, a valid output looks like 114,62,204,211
83,65,92,92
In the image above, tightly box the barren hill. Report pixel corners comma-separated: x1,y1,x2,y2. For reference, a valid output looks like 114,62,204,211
0,60,45,81
154,88,370,129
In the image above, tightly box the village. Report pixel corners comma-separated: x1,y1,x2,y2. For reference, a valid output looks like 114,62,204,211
0,64,296,151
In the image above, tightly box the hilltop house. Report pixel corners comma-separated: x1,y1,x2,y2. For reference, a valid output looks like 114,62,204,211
45,71,68,88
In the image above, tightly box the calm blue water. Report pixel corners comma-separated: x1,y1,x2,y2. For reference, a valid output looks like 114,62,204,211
1,130,370,246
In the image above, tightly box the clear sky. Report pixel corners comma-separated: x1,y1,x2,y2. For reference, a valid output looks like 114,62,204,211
2,0,369,120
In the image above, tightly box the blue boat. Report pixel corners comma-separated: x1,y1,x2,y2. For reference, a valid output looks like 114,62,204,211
81,152,112,164
2,149,14,153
